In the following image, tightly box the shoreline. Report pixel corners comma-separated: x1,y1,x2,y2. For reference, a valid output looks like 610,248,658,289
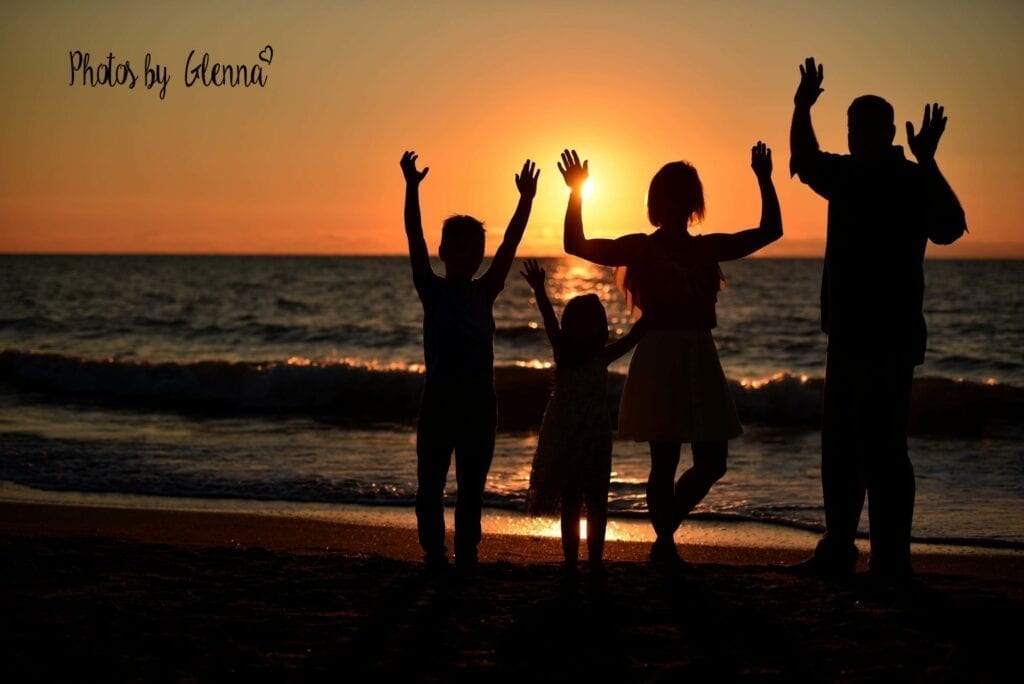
3,500,1022,581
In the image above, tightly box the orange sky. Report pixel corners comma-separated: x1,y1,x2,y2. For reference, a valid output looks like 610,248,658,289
1,1,1021,256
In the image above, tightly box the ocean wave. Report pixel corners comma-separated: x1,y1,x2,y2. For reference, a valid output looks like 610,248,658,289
495,324,543,340
1,349,1020,436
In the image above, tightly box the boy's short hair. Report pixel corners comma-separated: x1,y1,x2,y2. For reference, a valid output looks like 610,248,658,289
440,215,485,253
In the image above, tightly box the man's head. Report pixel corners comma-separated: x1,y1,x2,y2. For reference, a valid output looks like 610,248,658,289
439,214,485,279
847,95,896,157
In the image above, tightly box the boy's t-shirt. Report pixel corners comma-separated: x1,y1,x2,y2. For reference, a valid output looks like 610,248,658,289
415,272,500,390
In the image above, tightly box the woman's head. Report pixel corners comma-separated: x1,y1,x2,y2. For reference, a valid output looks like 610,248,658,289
647,161,705,228
560,294,608,361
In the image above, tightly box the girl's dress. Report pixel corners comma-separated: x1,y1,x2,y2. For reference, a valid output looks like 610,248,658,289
526,355,612,515
616,230,742,443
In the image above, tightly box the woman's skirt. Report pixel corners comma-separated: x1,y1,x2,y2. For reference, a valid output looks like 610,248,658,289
617,329,742,443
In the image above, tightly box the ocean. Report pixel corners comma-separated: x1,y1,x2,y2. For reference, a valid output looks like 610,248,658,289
1,255,1021,548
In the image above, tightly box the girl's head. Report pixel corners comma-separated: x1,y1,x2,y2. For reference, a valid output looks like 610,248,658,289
559,294,608,363
647,161,705,228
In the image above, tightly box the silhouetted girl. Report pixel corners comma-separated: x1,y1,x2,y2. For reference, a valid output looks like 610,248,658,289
560,144,781,567
521,258,645,572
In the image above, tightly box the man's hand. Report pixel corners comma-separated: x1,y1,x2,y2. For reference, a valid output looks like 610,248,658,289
515,159,540,199
520,258,545,290
751,141,772,181
794,57,824,108
906,103,947,163
557,149,588,192
400,150,429,185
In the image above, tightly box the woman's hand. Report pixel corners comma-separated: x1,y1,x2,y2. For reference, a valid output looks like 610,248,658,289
557,149,588,192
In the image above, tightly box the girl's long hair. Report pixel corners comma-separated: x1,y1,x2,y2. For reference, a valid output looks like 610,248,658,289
556,294,608,367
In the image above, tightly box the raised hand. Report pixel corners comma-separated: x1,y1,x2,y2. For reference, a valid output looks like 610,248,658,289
906,103,947,163
400,150,429,184
557,149,589,192
515,159,540,199
751,141,772,180
520,258,545,290
794,57,824,108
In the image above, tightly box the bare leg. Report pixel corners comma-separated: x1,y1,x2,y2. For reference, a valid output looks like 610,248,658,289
561,491,583,567
585,491,608,565
673,441,728,526
648,441,682,544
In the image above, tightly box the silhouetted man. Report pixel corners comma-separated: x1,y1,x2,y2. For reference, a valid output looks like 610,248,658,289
789,58,967,584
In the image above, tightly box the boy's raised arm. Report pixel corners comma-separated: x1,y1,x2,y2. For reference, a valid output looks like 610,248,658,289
401,151,434,286
482,160,539,291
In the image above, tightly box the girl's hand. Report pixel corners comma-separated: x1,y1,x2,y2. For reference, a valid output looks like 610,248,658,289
751,141,772,181
400,150,429,184
557,149,588,192
520,258,546,290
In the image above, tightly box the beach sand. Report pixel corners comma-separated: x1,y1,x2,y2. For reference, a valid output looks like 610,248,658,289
3,501,1022,680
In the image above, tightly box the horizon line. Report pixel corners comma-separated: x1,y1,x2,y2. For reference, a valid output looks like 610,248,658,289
2,251,1023,260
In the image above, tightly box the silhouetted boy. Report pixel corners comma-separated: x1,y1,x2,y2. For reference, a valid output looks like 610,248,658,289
401,151,539,572
789,58,967,585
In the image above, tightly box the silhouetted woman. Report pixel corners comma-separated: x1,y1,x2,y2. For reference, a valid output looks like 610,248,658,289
559,144,782,566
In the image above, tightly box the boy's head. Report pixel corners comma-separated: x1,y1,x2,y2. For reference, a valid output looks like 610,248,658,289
647,161,706,228
847,95,896,158
439,214,485,279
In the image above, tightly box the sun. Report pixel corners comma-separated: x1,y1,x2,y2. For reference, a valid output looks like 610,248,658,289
582,178,595,200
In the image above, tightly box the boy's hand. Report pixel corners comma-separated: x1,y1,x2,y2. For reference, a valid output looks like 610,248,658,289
558,149,588,192
515,159,540,199
520,258,545,290
401,150,429,185
794,57,824,109
751,141,772,181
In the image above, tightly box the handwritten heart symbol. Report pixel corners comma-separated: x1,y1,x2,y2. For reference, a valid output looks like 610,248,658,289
259,45,273,65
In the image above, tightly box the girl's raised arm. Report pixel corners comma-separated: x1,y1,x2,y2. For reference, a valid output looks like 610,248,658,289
520,259,561,354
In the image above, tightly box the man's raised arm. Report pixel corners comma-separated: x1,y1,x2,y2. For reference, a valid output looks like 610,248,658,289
790,57,825,176
905,103,968,244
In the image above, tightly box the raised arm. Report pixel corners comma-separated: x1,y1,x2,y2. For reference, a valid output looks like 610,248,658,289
400,151,433,285
905,103,968,244
700,142,783,261
560,149,646,266
520,258,561,354
790,57,825,176
481,160,539,291
601,316,647,364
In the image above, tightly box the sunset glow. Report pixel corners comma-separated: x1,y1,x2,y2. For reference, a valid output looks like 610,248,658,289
1,1,1021,257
